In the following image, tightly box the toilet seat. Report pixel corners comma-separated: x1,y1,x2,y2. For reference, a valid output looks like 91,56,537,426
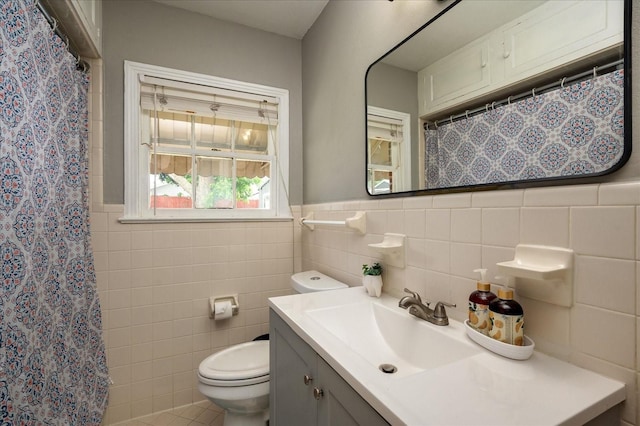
198,340,269,387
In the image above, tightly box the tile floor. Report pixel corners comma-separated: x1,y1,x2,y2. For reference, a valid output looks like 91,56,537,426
112,401,225,426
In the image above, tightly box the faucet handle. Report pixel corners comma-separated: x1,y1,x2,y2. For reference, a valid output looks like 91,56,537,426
433,301,456,318
403,288,422,303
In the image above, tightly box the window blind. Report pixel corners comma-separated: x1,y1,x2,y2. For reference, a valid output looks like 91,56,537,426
367,114,404,141
140,75,279,125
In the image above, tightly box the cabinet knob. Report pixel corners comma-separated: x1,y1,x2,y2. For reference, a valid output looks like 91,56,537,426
303,375,313,385
313,387,324,400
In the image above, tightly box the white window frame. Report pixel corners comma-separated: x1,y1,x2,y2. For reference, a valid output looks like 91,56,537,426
367,106,411,193
122,61,290,222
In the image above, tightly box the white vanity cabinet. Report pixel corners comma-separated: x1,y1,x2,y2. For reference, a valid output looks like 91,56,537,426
269,310,389,426
418,0,623,118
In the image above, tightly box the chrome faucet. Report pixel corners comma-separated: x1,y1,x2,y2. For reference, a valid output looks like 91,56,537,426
398,288,456,326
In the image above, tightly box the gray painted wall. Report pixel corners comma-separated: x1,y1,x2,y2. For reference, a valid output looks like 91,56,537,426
302,1,445,204
103,0,303,205
302,0,640,204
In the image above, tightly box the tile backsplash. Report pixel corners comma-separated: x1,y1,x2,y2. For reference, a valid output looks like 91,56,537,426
96,207,293,424
300,183,640,425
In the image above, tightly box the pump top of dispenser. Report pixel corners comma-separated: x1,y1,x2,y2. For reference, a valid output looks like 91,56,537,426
473,268,491,291
497,287,514,300
493,275,517,299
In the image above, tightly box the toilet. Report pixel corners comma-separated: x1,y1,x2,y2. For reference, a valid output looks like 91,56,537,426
197,271,348,426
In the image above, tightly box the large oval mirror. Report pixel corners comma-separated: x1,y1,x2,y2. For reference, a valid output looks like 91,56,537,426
365,0,630,195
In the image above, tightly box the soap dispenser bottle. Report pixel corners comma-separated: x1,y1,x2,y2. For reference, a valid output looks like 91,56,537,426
468,268,497,335
489,283,524,346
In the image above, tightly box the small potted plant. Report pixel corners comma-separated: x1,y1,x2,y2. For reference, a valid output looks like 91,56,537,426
362,262,383,297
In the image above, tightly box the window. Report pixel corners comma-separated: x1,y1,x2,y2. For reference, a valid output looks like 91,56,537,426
367,107,411,194
123,61,290,221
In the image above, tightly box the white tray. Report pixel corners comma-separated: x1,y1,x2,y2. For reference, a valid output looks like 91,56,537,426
464,320,534,360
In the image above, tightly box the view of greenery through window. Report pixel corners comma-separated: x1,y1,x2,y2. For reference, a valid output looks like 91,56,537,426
154,173,264,209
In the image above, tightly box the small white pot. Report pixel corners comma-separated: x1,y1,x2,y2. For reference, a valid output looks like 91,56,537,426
363,275,383,297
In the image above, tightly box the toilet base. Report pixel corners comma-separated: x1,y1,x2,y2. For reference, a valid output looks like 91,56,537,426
223,409,269,426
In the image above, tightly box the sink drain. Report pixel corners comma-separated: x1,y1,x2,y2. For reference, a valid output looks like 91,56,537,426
378,363,397,374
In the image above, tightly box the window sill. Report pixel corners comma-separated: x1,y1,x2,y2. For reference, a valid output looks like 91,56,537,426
118,216,294,224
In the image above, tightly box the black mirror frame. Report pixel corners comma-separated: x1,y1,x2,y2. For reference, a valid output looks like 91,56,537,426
364,0,632,197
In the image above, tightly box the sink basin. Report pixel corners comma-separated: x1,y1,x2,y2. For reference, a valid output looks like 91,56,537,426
305,300,480,378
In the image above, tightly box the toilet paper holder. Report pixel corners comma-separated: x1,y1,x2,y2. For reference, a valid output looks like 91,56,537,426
209,294,239,319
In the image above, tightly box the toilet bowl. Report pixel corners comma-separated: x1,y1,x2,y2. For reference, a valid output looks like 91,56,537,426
197,271,348,426
197,340,270,426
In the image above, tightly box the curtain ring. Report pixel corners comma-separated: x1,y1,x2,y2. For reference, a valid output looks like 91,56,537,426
465,110,469,119
507,96,511,106
491,101,496,110
485,104,489,112
531,88,536,98
560,77,566,88
51,18,58,32
434,121,438,129
593,66,598,79
450,115,453,125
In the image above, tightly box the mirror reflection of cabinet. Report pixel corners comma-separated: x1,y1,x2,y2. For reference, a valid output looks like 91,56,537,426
418,37,492,117
502,0,623,81
418,0,623,118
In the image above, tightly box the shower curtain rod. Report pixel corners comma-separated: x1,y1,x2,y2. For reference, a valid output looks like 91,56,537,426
426,58,624,129
35,0,90,72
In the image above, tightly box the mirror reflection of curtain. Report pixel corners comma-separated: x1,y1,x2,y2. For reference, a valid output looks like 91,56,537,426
424,128,441,189
424,69,624,189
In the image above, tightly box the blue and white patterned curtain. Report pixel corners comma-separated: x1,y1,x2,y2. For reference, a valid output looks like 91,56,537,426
425,69,625,189
0,0,109,424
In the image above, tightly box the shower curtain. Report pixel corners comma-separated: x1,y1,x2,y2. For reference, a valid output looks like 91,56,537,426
425,68,625,189
0,0,109,423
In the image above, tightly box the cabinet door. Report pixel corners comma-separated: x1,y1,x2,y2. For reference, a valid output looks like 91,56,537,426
418,36,492,117
73,0,101,48
270,311,317,426
502,0,623,81
316,358,389,426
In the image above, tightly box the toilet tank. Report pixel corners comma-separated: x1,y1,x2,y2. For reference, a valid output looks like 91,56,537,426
291,271,349,293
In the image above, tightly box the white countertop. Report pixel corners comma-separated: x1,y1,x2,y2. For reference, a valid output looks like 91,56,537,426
268,287,625,426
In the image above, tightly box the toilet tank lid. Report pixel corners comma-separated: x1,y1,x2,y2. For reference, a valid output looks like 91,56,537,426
291,270,348,292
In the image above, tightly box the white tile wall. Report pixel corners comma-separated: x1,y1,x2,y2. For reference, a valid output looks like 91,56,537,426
97,216,293,425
